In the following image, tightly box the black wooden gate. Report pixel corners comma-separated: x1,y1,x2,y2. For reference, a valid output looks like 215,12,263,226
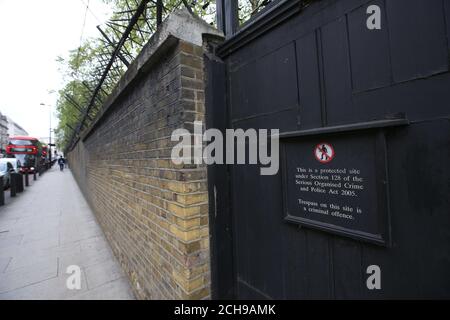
206,0,450,299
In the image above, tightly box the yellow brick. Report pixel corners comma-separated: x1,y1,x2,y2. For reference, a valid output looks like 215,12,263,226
170,224,200,242
178,240,201,254
186,276,204,292
167,202,200,218
166,181,185,193
175,216,201,229
199,226,209,238
200,237,209,250
180,286,210,300
173,271,205,293
175,192,208,205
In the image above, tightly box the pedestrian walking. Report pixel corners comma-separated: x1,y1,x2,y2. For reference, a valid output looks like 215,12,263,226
58,156,65,171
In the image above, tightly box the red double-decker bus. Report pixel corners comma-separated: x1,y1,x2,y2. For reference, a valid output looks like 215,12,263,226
5,136,44,173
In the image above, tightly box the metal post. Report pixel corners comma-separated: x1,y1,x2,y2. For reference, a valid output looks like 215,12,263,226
40,102,52,164
25,172,29,187
17,174,24,193
10,173,17,197
156,0,163,26
216,0,226,33
49,107,52,165
224,0,239,37
33,170,37,181
0,176,4,206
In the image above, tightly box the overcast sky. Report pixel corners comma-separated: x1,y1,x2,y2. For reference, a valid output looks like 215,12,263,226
0,0,112,141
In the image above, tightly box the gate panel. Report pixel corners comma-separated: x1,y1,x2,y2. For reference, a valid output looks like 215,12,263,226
321,17,354,125
387,0,449,82
296,32,324,129
230,42,299,124
207,0,450,299
347,0,391,92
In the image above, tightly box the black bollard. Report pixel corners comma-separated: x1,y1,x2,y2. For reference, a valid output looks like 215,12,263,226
10,173,17,197
0,176,4,206
39,168,42,176
25,172,29,187
33,170,37,181
17,174,24,193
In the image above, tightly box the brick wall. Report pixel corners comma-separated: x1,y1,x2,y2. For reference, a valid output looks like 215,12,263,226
68,10,222,299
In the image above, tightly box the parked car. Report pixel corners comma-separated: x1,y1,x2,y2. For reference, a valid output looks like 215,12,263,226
2,158,21,173
0,160,15,189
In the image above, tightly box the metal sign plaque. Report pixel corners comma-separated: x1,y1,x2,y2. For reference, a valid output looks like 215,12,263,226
281,129,391,245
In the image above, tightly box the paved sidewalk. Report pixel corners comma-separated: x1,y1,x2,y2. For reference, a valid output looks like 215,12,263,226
0,165,134,300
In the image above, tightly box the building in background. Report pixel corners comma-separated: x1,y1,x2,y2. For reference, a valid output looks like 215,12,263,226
0,112,8,153
7,116,28,137
0,112,29,155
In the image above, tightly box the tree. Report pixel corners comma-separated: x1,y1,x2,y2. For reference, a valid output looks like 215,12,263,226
239,0,272,23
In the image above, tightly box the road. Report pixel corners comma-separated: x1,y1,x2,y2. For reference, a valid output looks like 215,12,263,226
0,165,134,299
